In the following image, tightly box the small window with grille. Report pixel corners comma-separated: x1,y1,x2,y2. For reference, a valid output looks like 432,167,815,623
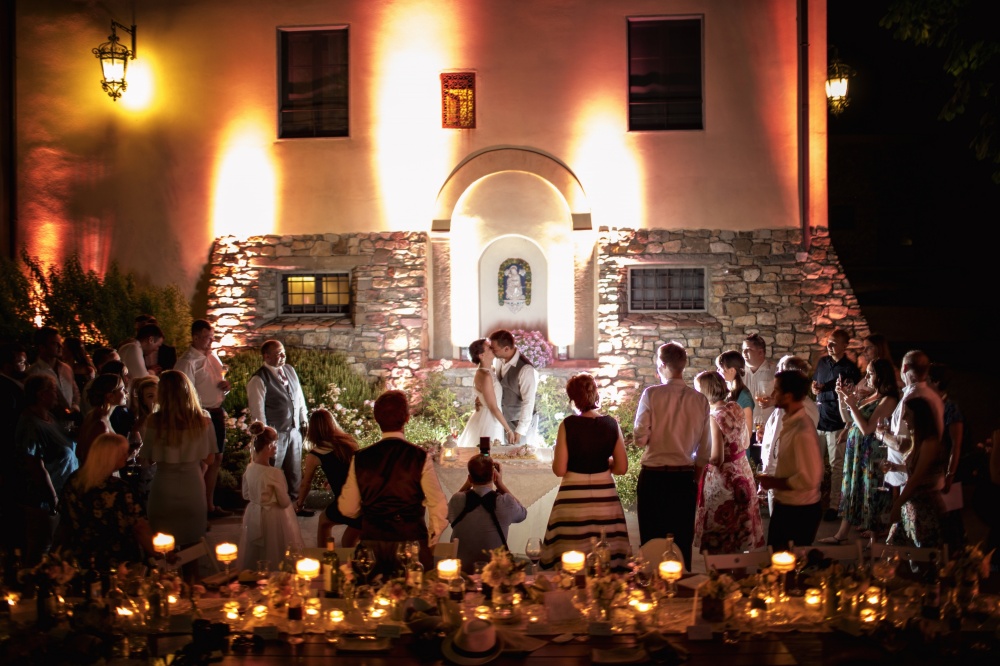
281,273,351,315
628,267,706,312
441,73,476,129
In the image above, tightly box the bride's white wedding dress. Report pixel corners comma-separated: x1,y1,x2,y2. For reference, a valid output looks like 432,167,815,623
456,368,505,447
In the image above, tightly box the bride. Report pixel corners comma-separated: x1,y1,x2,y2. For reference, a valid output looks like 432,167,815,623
457,339,515,447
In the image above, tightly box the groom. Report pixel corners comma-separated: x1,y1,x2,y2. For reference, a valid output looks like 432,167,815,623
488,330,538,445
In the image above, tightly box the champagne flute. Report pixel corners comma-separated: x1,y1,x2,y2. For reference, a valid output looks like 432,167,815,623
525,538,542,574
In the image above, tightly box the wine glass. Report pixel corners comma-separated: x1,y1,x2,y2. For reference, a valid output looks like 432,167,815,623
630,551,653,589
352,545,376,584
353,585,375,629
525,538,542,574
875,417,890,443
394,542,411,575
873,549,898,589
472,561,487,595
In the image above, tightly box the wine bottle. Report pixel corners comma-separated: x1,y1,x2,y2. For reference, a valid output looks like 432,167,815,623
322,538,340,598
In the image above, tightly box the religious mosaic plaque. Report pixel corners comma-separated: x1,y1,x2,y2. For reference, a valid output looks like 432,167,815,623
498,258,531,313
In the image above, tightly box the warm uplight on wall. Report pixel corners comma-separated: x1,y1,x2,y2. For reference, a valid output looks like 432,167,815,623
826,50,854,116
93,20,136,101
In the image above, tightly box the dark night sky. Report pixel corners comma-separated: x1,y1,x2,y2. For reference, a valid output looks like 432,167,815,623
827,0,999,441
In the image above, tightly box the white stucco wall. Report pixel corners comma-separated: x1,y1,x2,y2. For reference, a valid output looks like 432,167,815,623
15,0,826,297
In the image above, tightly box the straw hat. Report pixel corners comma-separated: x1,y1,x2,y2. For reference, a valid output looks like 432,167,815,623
441,619,503,665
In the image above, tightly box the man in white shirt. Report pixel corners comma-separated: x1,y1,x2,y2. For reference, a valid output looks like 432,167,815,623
174,320,232,519
339,390,449,580
878,350,944,490
489,330,538,445
742,333,777,471
633,342,711,570
759,371,824,549
246,340,311,514
118,323,164,389
759,355,820,515
27,327,79,428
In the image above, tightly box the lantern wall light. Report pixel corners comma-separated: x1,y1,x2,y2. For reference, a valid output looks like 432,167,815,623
93,20,136,101
826,48,855,116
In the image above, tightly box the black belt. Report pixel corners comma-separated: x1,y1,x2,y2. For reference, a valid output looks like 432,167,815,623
642,465,695,473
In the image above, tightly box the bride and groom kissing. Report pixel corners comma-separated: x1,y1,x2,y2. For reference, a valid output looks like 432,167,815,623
456,329,539,449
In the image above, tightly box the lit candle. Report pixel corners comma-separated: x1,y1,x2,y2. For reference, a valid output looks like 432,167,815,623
748,608,760,619
562,551,585,574
371,607,387,619
864,586,882,606
658,560,683,582
376,596,391,608
152,533,175,555
252,604,268,619
167,594,178,605
116,607,134,617
296,557,320,580
328,609,345,623
443,447,457,461
860,608,877,623
771,551,796,573
475,605,491,620
437,559,460,580
635,601,654,614
805,588,822,606
215,542,238,564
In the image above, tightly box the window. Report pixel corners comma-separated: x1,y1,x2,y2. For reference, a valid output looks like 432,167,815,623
281,274,351,315
627,17,703,131
279,28,348,138
441,73,476,128
628,267,706,312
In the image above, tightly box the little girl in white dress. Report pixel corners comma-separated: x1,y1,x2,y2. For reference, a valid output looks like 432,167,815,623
237,422,304,571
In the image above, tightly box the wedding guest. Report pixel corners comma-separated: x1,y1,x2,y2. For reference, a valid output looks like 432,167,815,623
126,375,159,507
55,433,151,570
339,390,449,579
928,362,965,552
759,371,824,549
238,422,304,571
14,374,79,564
742,333,776,470
858,334,901,387
119,323,164,386
633,342,710,570
297,408,361,548
140,371,215,551
540,373,630,569
811,328,862,521
76,373,128,465
80,347,119,413
716,350,754,439
99,360,135,437
449,455,527,573
62,337,95,396
888,397,948,548
821,358,899,543
693,370,764,554
27,326,80,428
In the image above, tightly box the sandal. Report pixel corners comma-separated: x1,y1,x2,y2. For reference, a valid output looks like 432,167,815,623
818,536,848,545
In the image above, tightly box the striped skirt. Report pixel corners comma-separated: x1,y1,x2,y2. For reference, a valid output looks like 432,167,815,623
539,471,631,570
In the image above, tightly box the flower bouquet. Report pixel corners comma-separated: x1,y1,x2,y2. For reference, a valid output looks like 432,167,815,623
481,547,527,621
943,543,993,607
697,570,739,622
587,572,627,622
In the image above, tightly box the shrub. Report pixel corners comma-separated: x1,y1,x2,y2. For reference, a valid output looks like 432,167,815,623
614,445,646,511
534,374,571,447
0,255,35,343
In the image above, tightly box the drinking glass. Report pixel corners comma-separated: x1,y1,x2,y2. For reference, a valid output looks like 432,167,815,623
353,585,375,627
394,542,411,575
472,561,487,594
353,545,376,584
525,538,542,574
873,549,898,587
875,417,890,442
256,560,270,586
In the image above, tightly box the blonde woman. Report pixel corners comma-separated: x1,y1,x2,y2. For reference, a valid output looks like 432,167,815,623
139,370,216,548
56,433,151,569
127,374,160,505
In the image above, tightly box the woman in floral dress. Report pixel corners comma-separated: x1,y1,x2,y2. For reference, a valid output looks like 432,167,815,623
693,371,764,554
822,359,899,543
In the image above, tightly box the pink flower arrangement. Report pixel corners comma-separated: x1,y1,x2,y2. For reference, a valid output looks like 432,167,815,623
511,329,555,369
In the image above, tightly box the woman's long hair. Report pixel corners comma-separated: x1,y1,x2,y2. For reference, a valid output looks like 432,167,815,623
870,358,900,401
147,370,206,446
74,433,128,492
86,373,123,409
716,350,748,404
131,375,160,421
306,408,358,466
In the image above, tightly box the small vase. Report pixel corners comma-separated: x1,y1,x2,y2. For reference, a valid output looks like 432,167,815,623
701,596,726,623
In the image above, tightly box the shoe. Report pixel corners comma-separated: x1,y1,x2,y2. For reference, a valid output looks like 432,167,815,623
296,509,315,517
818,536,847,545
207,507,233,519
823,509,839,522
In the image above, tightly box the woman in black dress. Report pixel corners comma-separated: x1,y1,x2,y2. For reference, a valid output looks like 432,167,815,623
540,373,630,569
297,408,361,548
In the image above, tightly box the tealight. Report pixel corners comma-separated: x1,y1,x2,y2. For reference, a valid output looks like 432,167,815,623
116,607,134,616
152,533,175,554
860,608,877,623
658,560,683,582
167,594,178,605
864,586,882,606
376,596,391,608
805,588,822,606
370,607,387,619
771,551,796,573
635,601,654,614
748,608,760,619
562,551,585,573
215,542,238,564
328,609,345,623
475,605,491,620
437,559,460,580
296,558,320,580
252,604,268,619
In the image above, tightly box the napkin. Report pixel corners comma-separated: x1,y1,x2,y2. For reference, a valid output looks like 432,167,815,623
543,590,581,624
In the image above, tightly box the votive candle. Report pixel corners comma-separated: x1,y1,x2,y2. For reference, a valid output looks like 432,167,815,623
771,551,796,573
215,542,238,564
296,557,320,580
805,588,822,606
659,560,683,582
437,559,460,580
562,551,585,573
152,533,175,554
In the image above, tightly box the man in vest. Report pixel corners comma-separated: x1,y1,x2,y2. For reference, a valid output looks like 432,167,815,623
247,340,312,515
488,329,538,445
447,455,527,573
339,390,449,579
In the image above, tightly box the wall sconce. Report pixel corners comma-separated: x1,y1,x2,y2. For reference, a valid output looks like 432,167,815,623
826,49,854,116
93,20,136,101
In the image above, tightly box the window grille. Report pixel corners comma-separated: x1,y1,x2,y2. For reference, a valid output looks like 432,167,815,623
628,267,706,311
441,73,476,129
627,18,703,131
281,273,351,314
279,28,349,138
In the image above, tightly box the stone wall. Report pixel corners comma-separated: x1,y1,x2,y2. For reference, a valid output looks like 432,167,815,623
206,226,867,404
593,225,868,398
207,232,430,382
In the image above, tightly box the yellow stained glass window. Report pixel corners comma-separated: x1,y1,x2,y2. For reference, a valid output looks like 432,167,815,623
441,73,476,129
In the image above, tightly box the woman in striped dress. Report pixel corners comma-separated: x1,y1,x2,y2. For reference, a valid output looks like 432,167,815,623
540,373,630,569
